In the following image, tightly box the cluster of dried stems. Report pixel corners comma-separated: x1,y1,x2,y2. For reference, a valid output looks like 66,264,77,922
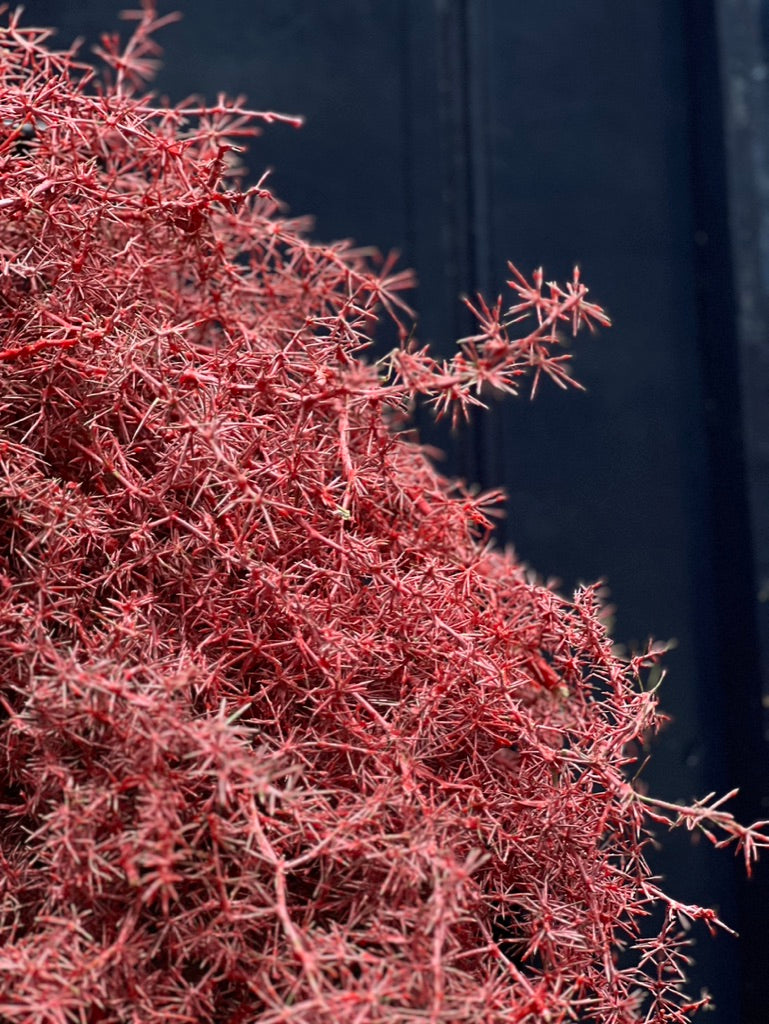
0,5,767,1023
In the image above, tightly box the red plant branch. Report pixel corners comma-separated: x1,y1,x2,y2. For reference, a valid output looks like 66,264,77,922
0,5,765,1024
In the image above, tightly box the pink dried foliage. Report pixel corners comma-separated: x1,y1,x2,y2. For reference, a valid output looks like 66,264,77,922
0,6,766,1023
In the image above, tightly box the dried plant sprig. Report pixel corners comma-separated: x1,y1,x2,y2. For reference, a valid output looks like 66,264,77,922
0,5,765,1024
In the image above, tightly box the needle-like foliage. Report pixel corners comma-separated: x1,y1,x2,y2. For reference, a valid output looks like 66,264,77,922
0,6,766,1023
